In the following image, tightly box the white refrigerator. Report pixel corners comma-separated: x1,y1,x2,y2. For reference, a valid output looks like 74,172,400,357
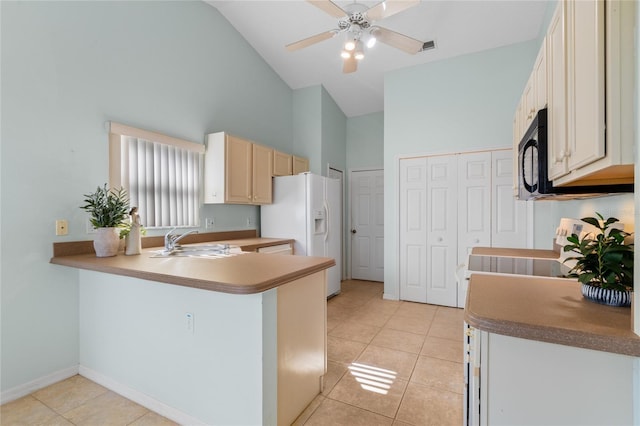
261,173,341,297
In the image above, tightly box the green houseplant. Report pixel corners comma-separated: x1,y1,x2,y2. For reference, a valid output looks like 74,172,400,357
81,184,129,257
563,213,633,307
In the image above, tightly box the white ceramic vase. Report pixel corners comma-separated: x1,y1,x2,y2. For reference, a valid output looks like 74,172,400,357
93,227,121,257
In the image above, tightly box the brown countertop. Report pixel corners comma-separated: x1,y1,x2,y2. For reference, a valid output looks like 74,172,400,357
50,247,334,295
51,230,294,257
471,246,559,259
464,273,640,357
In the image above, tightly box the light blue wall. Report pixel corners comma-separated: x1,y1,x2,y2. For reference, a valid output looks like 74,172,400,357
347,112,384,169
292,85,347,176
383,40,540,299
321,87,347,175
292,86,322,174
0,1,293,393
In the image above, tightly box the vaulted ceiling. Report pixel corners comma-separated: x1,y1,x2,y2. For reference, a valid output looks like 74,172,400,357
208,1,548,117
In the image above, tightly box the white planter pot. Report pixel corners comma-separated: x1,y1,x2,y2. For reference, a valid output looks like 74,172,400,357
93,227,121,257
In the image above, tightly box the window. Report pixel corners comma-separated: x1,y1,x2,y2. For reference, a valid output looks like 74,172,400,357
109,122,205,228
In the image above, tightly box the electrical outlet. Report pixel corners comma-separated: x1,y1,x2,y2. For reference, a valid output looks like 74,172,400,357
246,217,252,227
55,219,68,236
205,217,215,229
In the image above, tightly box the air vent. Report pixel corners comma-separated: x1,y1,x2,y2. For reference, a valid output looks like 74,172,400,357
421,40,436,51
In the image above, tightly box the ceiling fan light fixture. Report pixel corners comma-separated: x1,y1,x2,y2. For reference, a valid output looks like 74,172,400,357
364,33,377,48
344,39,356,51
340,50,352,59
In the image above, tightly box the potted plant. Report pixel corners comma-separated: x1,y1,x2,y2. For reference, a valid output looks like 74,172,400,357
81,184,130,257
563,213,634,307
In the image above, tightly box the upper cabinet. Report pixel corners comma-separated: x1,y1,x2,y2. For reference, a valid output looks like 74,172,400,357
273,150,293,176
204,132,273,205
293,156,310,175
546,0,634,186
548,0,606,180
252,143,273,204
546,4,568,180
513,37,547,191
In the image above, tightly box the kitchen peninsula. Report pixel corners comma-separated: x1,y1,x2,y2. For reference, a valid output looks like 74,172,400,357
465,273,640,425
51,236,334,426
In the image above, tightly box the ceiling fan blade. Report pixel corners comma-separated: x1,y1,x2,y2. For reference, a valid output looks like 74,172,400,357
371,26,424,54
286,30,337,52
308,0,347,18
343,56,358,73
366,0,419,22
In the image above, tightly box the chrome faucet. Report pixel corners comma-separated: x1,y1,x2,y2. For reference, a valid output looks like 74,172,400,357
164,228,198,253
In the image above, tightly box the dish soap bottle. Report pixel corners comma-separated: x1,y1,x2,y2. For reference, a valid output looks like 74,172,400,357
125,207,142,255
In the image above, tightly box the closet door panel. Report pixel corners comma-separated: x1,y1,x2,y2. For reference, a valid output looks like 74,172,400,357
426,155,458,307
457,152,492,265
399,158,428,303
492,150,529,248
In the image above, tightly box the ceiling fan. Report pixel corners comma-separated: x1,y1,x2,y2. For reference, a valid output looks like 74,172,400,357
286,0,435,74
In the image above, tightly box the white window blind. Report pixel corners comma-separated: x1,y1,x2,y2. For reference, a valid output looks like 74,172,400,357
109,123,204,228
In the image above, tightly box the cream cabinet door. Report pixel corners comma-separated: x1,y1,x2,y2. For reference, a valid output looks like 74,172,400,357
273,150,292,176
565,0,605,171
252,143,273,204
534,40,547,111
546,3,569,180
225,135,253,204
522,74,536,131
293,156,309,174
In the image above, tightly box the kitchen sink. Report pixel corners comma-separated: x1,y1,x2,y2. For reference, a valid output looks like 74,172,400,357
150,244,243,259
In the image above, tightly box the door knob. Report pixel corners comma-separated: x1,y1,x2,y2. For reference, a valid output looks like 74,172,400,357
351,229,357,234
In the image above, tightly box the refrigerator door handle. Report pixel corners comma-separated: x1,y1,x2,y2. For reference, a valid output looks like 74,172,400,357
323,201,330,242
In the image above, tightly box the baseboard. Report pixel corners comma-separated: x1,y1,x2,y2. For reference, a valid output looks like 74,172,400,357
383,293,399,301
1,365,79,405
79,366,205,426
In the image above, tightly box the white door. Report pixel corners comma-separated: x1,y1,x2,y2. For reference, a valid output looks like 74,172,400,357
350,169,384,282
457,152,492,265
426,155,458,306
491,150,529,249
328,167,345,280
399,159,427,302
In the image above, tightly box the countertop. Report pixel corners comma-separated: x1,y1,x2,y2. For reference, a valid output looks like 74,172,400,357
464,273,640,357
50,236,334,295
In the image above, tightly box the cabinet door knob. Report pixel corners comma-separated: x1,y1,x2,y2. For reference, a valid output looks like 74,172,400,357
437,237,443,242
474,239,480,243
351,229,357,234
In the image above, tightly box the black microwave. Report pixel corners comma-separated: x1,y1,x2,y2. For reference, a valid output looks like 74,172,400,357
517,108,633,200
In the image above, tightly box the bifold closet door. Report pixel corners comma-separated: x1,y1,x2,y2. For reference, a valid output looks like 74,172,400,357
399,157,428,303
425,155,458,307
457,152,492,265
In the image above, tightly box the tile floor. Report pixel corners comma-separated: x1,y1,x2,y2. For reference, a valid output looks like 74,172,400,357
295,279,464,426
1,280,464,426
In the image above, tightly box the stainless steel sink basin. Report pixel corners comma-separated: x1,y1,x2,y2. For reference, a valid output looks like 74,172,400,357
150,244,243,258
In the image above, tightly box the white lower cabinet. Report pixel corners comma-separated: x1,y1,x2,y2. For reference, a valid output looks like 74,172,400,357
257,243,293,255
477,331,634,425
399,149,528,307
